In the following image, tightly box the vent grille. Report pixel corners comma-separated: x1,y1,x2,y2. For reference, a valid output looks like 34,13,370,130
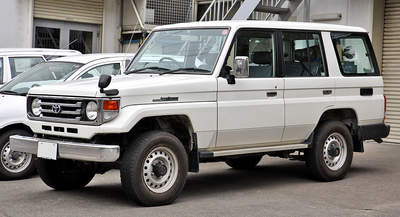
27,95,98,125
39,98,83,121
145,0,193,25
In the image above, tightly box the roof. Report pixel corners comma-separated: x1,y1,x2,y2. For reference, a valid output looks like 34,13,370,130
0,48,81,55
154,20,367,33
47,53,135,64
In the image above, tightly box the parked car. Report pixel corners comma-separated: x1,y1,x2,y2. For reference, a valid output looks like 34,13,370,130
10,21,389,206
0,48,82,86
0,53,134,180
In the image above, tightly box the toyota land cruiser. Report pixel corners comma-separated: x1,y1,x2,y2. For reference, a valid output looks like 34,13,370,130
10,21,390,206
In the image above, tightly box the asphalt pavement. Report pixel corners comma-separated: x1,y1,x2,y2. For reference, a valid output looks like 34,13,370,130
1,141,399,217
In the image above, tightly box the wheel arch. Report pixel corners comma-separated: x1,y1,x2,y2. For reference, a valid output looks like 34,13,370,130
0,123,33,136
317,108,363,152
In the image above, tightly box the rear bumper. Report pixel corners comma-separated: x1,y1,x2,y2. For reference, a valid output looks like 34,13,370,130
360,123,390,141
10,135,120,162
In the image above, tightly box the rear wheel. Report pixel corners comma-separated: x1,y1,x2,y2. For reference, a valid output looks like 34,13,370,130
225,155,263,170
36,158,95,190
0,129,36,180
306,121,353,181
121,130,188,206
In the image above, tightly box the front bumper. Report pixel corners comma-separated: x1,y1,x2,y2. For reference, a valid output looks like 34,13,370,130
10,135,120,162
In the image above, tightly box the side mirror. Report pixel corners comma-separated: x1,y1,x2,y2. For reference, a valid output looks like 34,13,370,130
98,74,119,96
99,74,111,90
233,56,249,78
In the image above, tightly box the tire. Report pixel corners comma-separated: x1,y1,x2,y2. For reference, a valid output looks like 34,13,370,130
225,155,263,170
35,158,95,190
0,129,36,180
305,121,353,181
121,130,188,206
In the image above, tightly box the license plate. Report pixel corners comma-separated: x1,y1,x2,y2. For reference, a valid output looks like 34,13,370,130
37,141,58,160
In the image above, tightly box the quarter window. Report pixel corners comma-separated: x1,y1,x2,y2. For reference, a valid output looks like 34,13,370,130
331,32,378,75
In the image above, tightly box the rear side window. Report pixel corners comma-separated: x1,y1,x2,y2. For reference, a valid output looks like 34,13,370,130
0,58,3,84
331,32,379,76
282,32,327,77
9,56,44,78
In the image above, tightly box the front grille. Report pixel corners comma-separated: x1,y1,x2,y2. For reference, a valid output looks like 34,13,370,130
40,98,83,121
27,95,99,125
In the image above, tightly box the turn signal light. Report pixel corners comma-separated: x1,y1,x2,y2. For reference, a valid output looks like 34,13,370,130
103,100,119,110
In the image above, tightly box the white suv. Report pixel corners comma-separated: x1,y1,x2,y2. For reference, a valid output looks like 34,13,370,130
0,53,133,180
10,21,390,206
0,48,81,85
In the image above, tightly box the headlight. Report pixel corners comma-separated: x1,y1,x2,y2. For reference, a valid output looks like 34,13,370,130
86,101,98,121
31,98,41,116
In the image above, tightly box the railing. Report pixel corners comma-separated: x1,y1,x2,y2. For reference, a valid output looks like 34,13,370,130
199,0,239,21
199,0,288,21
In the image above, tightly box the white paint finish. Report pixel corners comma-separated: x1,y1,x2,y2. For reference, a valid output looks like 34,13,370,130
282,77,335,141
216,77,284,147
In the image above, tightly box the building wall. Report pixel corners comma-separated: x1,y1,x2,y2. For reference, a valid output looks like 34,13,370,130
0,0,33,48
102,0,122,53
0,0,122,53
297,0,384,70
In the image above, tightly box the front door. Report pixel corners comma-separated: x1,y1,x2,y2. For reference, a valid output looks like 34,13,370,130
216,29,285,149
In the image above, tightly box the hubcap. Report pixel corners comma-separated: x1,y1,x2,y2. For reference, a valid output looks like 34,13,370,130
143,146,178,193
323,133,347,170
2,142,32,173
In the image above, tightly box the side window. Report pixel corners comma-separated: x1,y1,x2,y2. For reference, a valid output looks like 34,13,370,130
226,30,274,78
79,63,121,79
0,58,3,84
9,57,44,78
282,32,327,77
331,32,378,75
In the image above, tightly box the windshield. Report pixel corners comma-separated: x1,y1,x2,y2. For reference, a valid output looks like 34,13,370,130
127,28,229,74
0,62,82,95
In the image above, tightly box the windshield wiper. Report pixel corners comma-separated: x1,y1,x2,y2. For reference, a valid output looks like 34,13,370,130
0,90,24,95
125,66,170,75
160,67,211,75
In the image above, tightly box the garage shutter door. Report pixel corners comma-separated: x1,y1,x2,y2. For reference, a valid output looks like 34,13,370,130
383,0,400,142
34,0,104,24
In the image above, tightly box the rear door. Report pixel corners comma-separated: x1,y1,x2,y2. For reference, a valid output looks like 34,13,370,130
280,31,335,142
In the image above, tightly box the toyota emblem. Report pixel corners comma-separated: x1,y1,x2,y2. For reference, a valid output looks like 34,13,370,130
52,104,62,114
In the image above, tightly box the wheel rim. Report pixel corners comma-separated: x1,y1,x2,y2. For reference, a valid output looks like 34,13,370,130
1,142,33,173
323,132,347,171
143,146,178,193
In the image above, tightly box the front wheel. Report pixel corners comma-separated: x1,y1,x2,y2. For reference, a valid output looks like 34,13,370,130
0,129,36,180
305,121,353,181
121,131,188,206
36,158,95,190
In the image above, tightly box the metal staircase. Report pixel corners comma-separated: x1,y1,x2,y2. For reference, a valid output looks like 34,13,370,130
199,0,303,22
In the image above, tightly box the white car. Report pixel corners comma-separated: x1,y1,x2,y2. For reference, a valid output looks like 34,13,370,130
0,48,82,85
10,21,390,206
0,53,134,180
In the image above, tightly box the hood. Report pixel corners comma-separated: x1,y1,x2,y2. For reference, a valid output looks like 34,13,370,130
27,74,217,106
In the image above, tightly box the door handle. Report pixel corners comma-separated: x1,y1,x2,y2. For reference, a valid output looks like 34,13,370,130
267,92,277,97
323,90,332,95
